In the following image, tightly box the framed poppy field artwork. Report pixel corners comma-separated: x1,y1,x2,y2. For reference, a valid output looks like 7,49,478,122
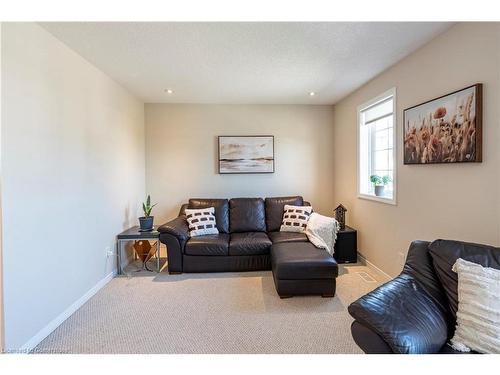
403,84,482,164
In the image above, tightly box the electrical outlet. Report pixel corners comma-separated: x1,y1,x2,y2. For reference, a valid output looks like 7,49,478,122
398,252,406,267
105,246,113,257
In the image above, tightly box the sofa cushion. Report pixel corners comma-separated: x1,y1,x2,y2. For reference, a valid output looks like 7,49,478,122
189,198,229,233
268,231,308,244
429,239,500,321
229,232,272,256
229,198,266,233
271,242,338,280
184,234,229,256
265,196,303,232
403,241,446,305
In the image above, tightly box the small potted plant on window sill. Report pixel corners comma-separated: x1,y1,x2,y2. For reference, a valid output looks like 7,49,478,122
139,195,157,231
370,175,391,197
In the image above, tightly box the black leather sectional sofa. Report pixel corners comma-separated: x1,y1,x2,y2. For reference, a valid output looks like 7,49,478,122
348,239,500,354
158,196,338,297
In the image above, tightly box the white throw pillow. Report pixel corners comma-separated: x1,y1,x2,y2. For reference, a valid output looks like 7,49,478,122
449,258,500,354
185,207,219,237
280,205,312,233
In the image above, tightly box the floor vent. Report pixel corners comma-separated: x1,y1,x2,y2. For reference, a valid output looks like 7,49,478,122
357,272,377,283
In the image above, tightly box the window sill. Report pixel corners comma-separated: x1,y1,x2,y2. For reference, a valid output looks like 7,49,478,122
358,193,396,205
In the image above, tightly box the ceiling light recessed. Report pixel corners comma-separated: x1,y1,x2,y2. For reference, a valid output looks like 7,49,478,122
309,92,316,96
165,89,174,94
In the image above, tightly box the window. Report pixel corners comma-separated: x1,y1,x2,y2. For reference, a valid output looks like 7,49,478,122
358,88,396,204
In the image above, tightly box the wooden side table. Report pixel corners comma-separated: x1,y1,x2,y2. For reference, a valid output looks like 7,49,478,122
116,226,161,274
334,226,358,263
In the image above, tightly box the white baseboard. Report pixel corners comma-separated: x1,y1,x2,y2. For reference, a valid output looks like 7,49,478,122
358,253,392,282
19,271,115,352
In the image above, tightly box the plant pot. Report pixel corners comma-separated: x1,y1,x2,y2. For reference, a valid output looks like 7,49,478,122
139,216,154,231
374,185,385,197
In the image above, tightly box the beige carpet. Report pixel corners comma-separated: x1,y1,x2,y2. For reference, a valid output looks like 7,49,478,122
35,262,384,354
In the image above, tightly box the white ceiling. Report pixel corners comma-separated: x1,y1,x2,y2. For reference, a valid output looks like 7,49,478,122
40,22,452,104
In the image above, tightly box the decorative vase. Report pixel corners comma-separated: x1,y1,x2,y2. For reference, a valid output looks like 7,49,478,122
374,185,385,197
139,216,154,231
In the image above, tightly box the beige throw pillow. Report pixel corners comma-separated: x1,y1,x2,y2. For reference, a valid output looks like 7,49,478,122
450,258,500,353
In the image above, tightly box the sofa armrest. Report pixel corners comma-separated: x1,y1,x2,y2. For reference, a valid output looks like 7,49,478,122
348,274,448,354
158,216,190,241
351,321,393,354
158,216,190,273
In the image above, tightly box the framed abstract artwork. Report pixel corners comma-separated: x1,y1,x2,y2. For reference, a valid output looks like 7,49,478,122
403,84,482,164
218,136,274,174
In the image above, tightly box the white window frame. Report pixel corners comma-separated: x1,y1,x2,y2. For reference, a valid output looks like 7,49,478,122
357,87,397,205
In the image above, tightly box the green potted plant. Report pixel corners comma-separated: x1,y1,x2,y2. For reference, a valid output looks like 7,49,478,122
139,195,157,231
370,175,391,197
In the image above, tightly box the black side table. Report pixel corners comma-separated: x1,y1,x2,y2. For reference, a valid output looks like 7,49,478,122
334,226,358,263
116,226,161,274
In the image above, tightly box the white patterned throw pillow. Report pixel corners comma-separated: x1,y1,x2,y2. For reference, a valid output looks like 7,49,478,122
185,207,219,237
280,204,312,233
449,258,500,354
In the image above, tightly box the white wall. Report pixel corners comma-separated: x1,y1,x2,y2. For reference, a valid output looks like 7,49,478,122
1,23,145,350
331,23,500,276
145,104,335,223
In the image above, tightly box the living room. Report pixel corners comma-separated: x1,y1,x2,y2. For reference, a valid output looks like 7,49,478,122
1,1,499,373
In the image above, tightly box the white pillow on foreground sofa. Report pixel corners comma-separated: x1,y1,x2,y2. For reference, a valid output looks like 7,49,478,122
450,258,500,353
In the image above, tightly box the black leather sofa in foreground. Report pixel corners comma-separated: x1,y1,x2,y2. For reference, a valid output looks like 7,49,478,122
158,196,338,297
348,239,500,354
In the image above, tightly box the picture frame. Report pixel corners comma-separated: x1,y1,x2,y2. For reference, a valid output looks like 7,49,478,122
218,135,275,174
403,83,482,164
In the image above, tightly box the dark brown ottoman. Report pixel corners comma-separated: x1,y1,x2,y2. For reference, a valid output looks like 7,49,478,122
271,242,338,298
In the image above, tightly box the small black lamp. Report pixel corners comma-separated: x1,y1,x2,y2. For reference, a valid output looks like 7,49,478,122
334,204,347,230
